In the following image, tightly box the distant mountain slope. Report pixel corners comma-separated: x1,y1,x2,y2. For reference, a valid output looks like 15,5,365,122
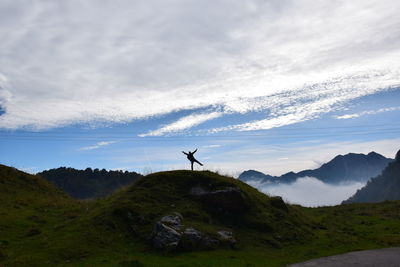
343,150,400,204
239,152,393,184
38,167,142,199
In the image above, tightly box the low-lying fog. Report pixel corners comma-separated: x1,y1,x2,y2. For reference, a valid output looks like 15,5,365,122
247,177,366,207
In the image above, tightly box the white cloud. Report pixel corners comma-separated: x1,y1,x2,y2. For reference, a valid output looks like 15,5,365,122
0,0,399,131
248,177,365,207
210,73,400,133
278,157,289,160
139,112,222,136
202,144,221,148
335,106,400,119
79,141,118,151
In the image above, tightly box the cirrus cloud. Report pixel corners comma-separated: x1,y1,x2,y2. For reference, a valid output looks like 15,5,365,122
335,106,400,119
0,0,399,132
79,140,118,151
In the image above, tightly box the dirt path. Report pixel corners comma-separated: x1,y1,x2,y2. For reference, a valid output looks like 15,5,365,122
287,247,400,267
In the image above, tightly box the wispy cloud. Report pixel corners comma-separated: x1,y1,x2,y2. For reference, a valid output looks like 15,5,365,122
202,144,221,148
0,1,399,131
139,112,222,137
210,74,399,133
334,106,400,119
79,141,118,151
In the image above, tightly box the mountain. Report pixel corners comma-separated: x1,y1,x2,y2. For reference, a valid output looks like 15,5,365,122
343,149,400,204
239,151,393,184
37,167,142,199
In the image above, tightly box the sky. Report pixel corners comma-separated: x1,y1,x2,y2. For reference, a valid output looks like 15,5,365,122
1,0,400,180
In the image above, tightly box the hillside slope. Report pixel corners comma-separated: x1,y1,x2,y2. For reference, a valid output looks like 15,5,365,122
343,150,400,204
0,164,84,265
240,152,393,184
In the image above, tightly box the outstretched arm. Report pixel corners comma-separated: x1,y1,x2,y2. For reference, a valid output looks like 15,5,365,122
182,151,188,155
193,149,198,154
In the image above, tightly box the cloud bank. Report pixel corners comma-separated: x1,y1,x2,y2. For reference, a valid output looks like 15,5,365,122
0,0,399,132
248,177,366,207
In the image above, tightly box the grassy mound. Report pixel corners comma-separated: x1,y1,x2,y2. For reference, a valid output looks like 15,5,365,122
93,170,313,249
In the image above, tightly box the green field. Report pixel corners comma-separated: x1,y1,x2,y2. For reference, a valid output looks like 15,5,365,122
1,164,399,266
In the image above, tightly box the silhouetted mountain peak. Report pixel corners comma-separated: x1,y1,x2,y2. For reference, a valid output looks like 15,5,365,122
239,151,393,184
343,148,400,204
241,170,265,176
238,170,275,182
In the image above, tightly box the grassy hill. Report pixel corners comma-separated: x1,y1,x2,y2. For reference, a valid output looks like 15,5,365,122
92,171,313,249
0,164,81,265
1,165,400,266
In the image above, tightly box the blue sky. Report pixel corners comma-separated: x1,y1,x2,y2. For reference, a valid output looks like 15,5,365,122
0,0,399,176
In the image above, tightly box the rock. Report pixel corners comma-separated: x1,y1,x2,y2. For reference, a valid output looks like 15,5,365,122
191,186,249,214
217,230,234,240
151,222,181,250
217,230,236,248
151,212,231,251
396,149,400,162
270,196,289,212
160,212,183,230
202,235,220,249
179,227,204,251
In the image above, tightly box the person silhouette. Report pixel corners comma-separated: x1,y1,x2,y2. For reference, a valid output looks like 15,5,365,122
182,149,203,171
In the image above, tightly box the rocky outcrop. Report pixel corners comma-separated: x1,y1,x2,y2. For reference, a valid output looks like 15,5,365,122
152,222,181,250
190,186,249,214
178,227,220,251
217,230,236,248
151,213,235,251
160,212,183,230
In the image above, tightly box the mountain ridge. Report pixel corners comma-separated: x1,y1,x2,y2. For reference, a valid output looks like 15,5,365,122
239,151,393,184
343,149,400,204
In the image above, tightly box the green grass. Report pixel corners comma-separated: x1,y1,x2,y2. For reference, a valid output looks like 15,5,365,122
1,166,400,266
